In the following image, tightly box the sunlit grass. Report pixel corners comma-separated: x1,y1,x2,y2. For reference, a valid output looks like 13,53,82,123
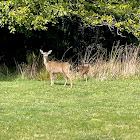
0,78,140,140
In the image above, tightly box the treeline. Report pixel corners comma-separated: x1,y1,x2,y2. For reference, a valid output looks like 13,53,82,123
0,0,139,67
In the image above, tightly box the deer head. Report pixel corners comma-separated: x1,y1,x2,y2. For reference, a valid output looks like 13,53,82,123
40,49,52,63
40,49,52,57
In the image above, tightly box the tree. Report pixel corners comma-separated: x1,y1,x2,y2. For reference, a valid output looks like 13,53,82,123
0,0,139,40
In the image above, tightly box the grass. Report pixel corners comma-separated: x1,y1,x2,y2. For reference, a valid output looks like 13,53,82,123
0,78,140,140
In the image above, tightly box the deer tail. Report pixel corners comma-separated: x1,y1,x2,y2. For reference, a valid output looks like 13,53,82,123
69,65,72,71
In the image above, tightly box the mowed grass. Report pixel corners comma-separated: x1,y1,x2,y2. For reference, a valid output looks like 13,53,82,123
0,78,140,140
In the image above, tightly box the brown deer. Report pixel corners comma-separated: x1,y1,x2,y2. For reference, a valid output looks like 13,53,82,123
77,65,90,82
40,49,73,88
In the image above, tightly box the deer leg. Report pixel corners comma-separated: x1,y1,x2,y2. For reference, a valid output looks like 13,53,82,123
85,74,88,82
79,73,82,81
64,74,73,88
69,76,73,88
64,75,68,86
50,73,54,85
67,74,73,88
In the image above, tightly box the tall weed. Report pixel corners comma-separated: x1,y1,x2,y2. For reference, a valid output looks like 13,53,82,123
16,52,44,80
87,44,140,80
16,44,140,81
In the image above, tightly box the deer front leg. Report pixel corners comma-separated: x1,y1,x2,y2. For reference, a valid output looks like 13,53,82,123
50,73,54,85
85,74,88,82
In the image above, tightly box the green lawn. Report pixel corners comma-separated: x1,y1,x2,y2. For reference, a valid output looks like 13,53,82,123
0,78,140,140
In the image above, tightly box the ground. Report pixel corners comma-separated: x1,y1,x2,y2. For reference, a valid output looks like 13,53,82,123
0,78,140,140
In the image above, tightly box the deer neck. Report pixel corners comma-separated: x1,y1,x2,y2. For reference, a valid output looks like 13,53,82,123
43,56,48,65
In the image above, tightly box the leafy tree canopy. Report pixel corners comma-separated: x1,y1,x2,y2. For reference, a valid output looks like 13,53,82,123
0,0,140,40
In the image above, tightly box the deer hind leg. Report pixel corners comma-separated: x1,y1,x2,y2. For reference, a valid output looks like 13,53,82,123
69,76,73,88
50,73,54,85
69,67,73,88
64,75,68,86
78,73,82,81
67,74,73,88
64,74,73,88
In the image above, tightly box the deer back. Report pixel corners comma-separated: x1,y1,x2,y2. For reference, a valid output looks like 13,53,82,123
44,61,71,74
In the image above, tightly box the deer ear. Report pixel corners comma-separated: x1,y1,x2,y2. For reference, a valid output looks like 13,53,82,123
40,49,44,54
48,50,52,55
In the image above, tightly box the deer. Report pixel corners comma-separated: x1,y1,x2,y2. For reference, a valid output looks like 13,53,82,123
40,49,73,88
77,65,90,82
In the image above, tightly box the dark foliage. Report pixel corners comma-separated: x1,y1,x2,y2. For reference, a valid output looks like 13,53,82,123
0,17,138,67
